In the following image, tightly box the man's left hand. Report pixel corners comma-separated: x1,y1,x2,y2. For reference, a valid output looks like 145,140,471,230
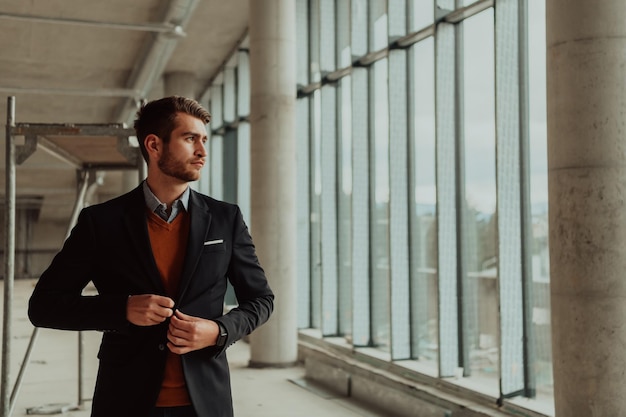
167,310,220,354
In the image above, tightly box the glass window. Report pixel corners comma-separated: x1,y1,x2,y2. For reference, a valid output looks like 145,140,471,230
370,58,391,352
236,122,251,223
237,51,250,118
210,84,223,131
296,0,310,86
309,0,321,83
351,0,368,57
461,9,498,391
389,47,411,359
210,134,223,201
319,0,336,73
461,0,483,8
320,84,339,335
297,98,312,329
222,129,237,204
369,0,388,52
292,0,552,409
528,0,552,401
336,0,351,68
409,37,438,365
410,0,434,32
338,76,353,337
310,89,323,329
308,0,323,330
388,0,407,39
351,67,372,347
223,67,236,124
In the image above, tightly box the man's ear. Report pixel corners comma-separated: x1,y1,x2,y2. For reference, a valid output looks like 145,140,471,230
144,134,161,159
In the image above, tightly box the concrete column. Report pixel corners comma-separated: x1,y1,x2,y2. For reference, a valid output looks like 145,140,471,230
163,71,196,98
248,0,297,366
547,2,626,416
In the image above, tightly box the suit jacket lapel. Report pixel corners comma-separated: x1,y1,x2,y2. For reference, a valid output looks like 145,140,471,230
123,186,165,294
178,190,211,302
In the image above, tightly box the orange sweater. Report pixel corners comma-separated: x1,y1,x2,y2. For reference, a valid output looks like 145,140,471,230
146,209,191,407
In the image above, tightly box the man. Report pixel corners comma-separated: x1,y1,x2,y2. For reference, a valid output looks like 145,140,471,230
28,96,274,417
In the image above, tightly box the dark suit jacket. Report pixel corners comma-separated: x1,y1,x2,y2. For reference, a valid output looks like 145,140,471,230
28,185,274,417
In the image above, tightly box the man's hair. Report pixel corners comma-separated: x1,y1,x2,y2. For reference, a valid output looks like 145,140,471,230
133,96,211,162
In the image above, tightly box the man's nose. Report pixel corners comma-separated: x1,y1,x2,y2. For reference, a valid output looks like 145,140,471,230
195,141,207,157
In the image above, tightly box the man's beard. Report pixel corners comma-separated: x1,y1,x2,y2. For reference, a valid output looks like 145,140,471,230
157,146,200,182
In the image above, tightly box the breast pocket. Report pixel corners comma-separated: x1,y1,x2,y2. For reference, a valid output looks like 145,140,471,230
202,239,225,253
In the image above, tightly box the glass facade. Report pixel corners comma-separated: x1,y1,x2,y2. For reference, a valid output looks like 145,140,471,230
204,0,551,412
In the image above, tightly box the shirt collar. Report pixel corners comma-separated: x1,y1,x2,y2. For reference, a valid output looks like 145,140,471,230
142,180,189,212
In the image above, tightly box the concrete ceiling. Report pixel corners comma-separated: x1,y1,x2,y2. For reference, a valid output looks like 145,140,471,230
0,0,248,221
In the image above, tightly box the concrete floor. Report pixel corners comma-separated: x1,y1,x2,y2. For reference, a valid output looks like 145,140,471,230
2,279,385,417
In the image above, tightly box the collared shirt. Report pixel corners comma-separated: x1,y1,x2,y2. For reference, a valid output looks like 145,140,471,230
142,180,190,223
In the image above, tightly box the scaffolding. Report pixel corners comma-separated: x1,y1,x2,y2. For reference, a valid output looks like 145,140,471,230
2,96,143,417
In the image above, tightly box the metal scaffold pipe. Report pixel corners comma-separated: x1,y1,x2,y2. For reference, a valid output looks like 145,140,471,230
2,96,16,417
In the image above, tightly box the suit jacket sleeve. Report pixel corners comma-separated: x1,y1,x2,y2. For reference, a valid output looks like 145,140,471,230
215,206,274,352
28,208,129,331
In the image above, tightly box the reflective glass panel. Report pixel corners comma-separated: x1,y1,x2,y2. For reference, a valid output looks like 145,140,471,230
410,37,438,364
528,0,553,402
370,59,391,352
338,76,353,337
410,0,434,32
462,9,498,390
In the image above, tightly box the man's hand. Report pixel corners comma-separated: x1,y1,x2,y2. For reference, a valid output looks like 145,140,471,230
167,310,220,354
126,294,174,326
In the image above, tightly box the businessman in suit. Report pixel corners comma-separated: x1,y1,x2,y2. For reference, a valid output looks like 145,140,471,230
28,96,274,417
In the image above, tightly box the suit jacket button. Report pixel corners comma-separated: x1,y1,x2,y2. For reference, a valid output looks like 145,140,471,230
158,344,165,351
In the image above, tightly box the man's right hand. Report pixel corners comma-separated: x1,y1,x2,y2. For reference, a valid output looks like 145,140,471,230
126,294,175,326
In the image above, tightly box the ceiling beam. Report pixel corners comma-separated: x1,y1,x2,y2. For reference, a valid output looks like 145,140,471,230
0,86,141,98
114,0,200,124
0,12,186,36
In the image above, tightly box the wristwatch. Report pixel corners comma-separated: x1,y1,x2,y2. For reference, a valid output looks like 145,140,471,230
216,322,227,347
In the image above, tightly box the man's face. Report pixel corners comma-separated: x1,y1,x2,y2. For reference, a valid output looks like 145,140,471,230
157,113,208,182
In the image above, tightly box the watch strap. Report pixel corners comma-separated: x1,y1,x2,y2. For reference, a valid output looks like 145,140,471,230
216,322,227,347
